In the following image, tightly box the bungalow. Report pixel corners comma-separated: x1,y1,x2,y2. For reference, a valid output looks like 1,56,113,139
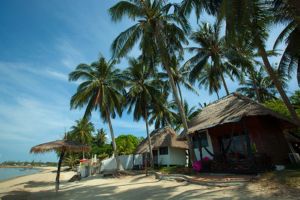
135,127,188,167
182,93,298,173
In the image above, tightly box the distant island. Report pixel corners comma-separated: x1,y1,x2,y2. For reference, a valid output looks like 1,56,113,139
0,161,57,168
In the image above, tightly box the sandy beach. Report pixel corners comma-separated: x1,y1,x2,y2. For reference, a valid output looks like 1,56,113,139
0,167,299,200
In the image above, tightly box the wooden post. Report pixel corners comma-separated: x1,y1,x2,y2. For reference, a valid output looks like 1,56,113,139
55,150,65,192
242,119,253,158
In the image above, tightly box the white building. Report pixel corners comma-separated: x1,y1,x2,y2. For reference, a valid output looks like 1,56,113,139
135,127,188,167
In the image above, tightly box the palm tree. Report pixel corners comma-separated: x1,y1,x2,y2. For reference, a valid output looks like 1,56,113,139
94,128,107,146
69,57,125,169
172,100,201,131
109,0,196,161
187,21,241,96
149,94,176,130
271,0,300,87
64,154,79,170
219,0,300,126
123,58,163,168
69,118,94,145
181,0,300,126
68,118,94,158
158,56,198,104
197,63,222,99
237,67,278,102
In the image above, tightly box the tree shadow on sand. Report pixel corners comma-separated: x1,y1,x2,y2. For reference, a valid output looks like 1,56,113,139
2,175,300,200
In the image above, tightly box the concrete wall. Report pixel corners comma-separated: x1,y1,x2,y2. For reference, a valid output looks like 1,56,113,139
133,154,143,166
100,154,143,171
157,149,170,166
169,147,187,166
100,157,117,172
194,132,214,161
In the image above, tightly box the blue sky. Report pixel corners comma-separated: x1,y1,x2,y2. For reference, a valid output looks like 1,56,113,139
0,0,298,162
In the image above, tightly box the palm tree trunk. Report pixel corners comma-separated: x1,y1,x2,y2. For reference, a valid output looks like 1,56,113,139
258,44,300,126
144,111,154,169
55,150,65,192
221,74,230,95
164,64,196,162
215,90,220,100
177,82,184,105
105,107,121,170
249,71,262,103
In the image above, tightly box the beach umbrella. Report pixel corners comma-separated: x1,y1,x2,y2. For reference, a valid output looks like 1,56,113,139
30,140,91,192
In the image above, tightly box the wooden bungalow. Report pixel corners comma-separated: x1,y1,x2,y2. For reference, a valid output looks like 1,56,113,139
135,127,188,167
183,93,298,173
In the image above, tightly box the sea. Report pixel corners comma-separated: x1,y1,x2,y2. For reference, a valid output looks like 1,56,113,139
0,167,41,181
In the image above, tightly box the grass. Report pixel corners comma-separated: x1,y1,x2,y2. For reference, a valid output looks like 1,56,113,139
158,166,193,175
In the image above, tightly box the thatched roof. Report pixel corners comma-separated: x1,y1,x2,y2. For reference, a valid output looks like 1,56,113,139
135,127,188,154
185,93,296,135
30,140,91,153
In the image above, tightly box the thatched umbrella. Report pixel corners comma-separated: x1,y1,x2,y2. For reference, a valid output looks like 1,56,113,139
30,140,91,192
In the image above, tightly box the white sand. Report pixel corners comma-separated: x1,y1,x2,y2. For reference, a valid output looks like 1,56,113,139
0,168,298,200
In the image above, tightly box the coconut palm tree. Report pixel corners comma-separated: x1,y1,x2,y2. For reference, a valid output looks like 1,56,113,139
237,67,278,102
186,21,241,96
109,0,196,160
158,56,198,104
197,63,222,99
123,58,163,168
68,118,94,159
222,0,300,125
69,118,94,145
181,0,300,126
69,57,125,169
149,94,176,130
172,100,201,131
94,128,107,146
271,0,300,87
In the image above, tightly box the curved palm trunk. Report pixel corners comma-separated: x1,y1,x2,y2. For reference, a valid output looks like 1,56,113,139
164,64,196,162
258,44,300,126
105,107,121,170
221,74,230,96
55,150,65,192
144,111,154,169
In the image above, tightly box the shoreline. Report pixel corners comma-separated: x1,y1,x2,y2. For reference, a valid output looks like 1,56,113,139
0,165,55,168
0,166,52,183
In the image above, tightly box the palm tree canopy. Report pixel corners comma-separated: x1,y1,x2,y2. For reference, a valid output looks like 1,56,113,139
172,100,201,131
237,67,277,102
68,118,94,145
94,128,107,146
123,58,163,121
271,0,300,87
69,57,125,122
109,0,190,62
186,21,241,95
149,96,177,129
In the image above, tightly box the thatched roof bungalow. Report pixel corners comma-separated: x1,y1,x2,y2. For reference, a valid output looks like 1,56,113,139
136,127,188,166
184,93,297,173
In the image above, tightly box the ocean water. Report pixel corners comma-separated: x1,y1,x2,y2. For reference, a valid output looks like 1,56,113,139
0,168,41,181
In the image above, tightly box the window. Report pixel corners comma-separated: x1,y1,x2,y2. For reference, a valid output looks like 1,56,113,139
159,147,168,155
192,132,208,148
221,134,248,159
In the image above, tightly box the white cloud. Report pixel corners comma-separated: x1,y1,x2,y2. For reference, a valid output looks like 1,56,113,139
0,97,75,142
55,39,86,69
45,69,68,81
